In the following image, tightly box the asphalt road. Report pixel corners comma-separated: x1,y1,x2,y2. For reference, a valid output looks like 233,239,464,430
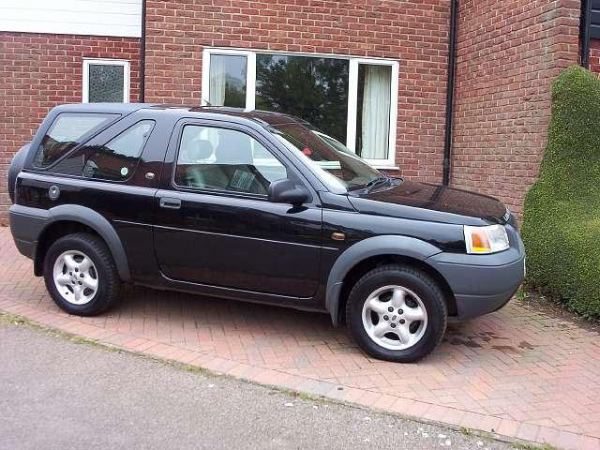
0,319,512,450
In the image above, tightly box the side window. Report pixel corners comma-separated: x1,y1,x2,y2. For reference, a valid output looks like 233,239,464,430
33,113,117,168
52,120,155,181
174,125,287,195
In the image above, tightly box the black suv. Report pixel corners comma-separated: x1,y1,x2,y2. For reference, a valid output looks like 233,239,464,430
8,104,525,362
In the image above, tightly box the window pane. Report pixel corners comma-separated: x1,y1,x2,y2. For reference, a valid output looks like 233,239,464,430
52,120,155,181
175,125,286,194
270,123,380,191
88,64,125,103
209,54,247,107
33,113,116,167
256,54,349,143
356,64,392,160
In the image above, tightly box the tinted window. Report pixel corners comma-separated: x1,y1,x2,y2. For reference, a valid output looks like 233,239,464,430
52,120,155,181
175,125,287,195
34,113,116,167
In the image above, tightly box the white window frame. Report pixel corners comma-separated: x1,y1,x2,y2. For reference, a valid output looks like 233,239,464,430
201,48,399,168
82,59,130,104
347,58,399,169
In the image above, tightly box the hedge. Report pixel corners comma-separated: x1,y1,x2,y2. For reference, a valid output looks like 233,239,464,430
522,65,600,319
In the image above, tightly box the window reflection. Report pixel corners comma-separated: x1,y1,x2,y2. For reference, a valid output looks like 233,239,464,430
209,54,247,107
256,54,349,143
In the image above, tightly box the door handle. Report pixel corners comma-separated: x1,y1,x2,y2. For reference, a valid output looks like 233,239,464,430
159,197,182,209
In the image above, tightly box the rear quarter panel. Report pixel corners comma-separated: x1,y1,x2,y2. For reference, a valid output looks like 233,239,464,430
15,109,176,284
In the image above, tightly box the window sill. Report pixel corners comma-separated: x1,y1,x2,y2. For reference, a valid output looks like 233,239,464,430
370,164,399,171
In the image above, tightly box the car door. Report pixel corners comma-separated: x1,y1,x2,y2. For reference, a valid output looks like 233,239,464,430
153,119,323,298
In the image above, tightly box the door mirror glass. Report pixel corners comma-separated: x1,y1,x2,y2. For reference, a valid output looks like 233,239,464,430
267,179,310,205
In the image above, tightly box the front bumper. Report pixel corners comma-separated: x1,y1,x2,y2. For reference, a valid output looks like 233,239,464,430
427,225,525,319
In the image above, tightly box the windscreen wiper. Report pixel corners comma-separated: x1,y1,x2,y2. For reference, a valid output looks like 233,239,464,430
363,176,391,193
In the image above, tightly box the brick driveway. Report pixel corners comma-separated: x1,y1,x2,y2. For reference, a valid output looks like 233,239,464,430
0,227,598,449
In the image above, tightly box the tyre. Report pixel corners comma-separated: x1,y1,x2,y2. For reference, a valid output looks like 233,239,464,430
43,232,121,316
346,264,447,363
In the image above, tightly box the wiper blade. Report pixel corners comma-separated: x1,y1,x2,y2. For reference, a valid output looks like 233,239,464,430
363,176,391,192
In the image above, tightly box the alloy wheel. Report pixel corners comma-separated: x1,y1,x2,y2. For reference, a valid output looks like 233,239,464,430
361,284,428,350
52,250,99,305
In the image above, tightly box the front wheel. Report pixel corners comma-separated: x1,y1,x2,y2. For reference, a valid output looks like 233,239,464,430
43,233,121,316
346,265,447,363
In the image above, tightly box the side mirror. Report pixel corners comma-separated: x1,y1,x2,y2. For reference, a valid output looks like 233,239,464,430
268,179,310,205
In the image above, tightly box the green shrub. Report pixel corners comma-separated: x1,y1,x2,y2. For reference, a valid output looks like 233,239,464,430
522,65,600,319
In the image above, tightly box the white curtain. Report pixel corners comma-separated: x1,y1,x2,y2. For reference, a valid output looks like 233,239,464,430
361,65,391,160
209,55,226,106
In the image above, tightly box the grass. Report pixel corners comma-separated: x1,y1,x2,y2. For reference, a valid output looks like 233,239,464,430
513,442,557,450
0,312,119,351
459,426,474,436
514,288,531,302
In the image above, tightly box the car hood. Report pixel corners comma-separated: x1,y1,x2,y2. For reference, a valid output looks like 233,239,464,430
348,180,508,225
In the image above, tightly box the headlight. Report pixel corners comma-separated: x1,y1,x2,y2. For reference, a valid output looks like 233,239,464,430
464,224,509,254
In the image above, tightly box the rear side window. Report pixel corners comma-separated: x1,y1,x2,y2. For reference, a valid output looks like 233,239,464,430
33,113,117,168
51,120,155,181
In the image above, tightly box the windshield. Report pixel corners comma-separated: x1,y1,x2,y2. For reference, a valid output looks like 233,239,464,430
267,122,383,191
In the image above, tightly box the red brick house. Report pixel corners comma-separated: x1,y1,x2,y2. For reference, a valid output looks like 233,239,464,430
1,0,597,223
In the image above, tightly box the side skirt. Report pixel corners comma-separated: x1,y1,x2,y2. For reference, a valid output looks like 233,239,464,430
133,272,328,315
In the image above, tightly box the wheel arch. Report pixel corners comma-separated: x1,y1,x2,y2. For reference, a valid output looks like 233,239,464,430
325,236,456,325
35,205,131,281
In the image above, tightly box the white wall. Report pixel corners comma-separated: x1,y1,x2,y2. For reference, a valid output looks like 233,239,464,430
0,0,142,38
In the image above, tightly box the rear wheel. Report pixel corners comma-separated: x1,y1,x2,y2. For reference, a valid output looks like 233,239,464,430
346,264,447,362
43,233,121,316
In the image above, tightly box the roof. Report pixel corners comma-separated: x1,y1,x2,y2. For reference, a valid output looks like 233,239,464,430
52,103,304,127
149,105,307,127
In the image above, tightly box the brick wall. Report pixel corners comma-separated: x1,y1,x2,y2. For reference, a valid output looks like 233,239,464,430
0,32,140,222
144,0,451,182
451,0,581,215
589,38,600,73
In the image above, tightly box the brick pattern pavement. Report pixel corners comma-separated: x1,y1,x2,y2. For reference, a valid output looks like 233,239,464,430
0,227,598,449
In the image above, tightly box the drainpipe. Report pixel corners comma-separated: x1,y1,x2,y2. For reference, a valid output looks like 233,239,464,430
581,0,592,68
442,0,458,186
139,0,146,102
